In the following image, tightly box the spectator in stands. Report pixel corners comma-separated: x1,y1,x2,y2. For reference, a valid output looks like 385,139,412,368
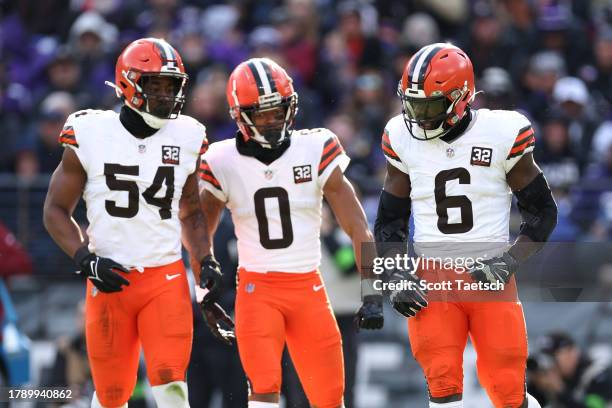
535,1,592,77
348,69,389,144
184,68,235,143
15,92,75,178
458,1,519,77
39,47,91,108
521,50,566,122
270,3,318,87
571,139,612,237
552,77,600,169
335,1,382,72
474,66,516,110
203,5,249,72
528,332,612,408
590,27,612,108
43,300,91,407
0,222,33,278
68,11,117,101
176,26,211,81
0,60,30,173
535,112,581,193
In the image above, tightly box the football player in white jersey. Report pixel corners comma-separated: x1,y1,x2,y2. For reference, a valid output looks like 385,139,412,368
375,43,557,408
43,38,233,408
198,58,381,408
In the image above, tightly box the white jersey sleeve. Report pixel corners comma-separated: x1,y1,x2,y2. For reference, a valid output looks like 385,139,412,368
381,116,410,174
310,128,350,186
58,109,106,173
199,142,229,203
502,112,536,173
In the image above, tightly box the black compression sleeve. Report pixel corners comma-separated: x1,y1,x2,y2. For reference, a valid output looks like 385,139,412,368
374,190,411,243
513,173,558,242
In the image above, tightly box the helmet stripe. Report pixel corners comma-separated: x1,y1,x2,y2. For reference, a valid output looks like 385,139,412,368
411,44,444,90
261,61,278,93
252,59,272,95
151,39,176,68
407,46,430,89
246,62,266,96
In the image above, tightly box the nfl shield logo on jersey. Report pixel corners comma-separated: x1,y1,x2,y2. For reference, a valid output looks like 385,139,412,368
246,283,256,293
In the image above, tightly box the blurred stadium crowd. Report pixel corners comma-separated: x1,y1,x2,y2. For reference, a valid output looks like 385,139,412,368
2,0,612,246
1,0,612,407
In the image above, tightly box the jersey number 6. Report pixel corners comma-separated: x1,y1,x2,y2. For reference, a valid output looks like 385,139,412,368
104,163,174,219
434,167,474,234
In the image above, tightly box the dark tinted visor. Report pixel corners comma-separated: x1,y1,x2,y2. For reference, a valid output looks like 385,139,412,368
403,95,450,122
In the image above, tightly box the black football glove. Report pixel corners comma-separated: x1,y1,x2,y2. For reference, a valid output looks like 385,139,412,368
201,301,235,346
354,295,384,331
73,247,130,293
388,271,428,318
199,254,223,305
468,252,519,286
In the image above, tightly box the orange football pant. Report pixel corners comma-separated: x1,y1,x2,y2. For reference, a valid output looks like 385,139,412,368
85,259,193,407
407,269,528,408
235,269,344,408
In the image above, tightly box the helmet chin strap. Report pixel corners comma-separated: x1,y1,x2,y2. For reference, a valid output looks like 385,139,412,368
126,104,168,129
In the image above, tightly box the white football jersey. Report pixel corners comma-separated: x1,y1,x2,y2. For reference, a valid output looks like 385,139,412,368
383,109,535,249
59,109,207,268
200,128,350,273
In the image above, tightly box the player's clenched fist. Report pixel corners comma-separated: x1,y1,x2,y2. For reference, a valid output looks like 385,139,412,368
355,295,384,330
73,246,130,293
201,302,236,346
388,271,428,318
199,254,223,304
468,252,519,285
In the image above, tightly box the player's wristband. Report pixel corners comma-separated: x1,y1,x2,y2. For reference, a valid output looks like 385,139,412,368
73,246,91,266
361,278,382,298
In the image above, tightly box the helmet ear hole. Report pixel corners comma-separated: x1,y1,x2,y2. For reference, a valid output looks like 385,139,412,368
119,81,128,89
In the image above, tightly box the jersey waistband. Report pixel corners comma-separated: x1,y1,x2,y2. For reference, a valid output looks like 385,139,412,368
238,268,319,282
127,258,185,274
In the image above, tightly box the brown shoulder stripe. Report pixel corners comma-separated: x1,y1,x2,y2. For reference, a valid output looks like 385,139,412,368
198,160,222,190
381,130,400,161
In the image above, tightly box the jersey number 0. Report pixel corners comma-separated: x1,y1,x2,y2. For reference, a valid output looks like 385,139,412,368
254,187,294,249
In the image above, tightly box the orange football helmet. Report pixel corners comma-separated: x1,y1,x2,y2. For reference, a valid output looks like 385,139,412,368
398,43,475,140
226,58,298,148
108,38,188,128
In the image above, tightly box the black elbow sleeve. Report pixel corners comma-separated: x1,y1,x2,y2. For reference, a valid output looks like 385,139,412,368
514,173,558,242
374,190,411,243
